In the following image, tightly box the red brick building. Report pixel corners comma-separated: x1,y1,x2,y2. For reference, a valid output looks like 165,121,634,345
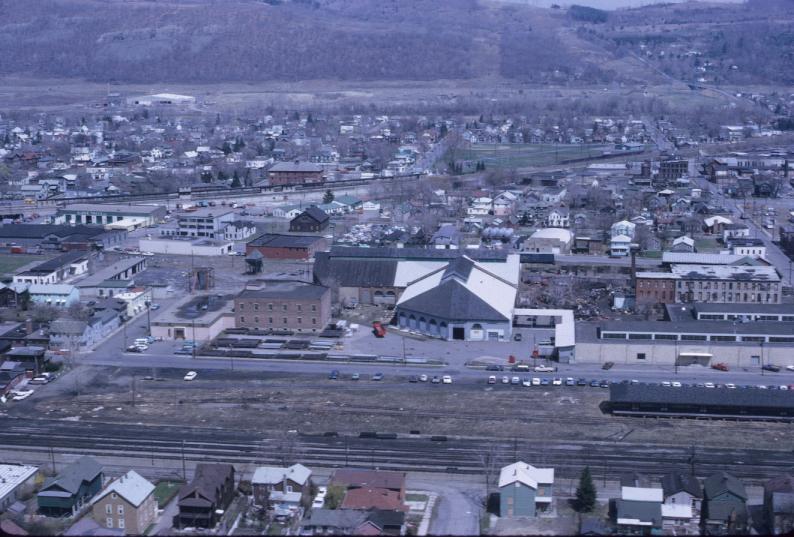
245,233,328,260
235,281,331,333
636,275,677,305
267,161,324,186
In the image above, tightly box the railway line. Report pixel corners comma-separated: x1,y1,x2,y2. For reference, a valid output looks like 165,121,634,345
0,417,790,484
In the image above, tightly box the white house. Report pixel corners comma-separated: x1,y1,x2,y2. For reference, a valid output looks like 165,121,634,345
611,220,636,239
610,234,633,257
467,197,493,217
546,208,570,228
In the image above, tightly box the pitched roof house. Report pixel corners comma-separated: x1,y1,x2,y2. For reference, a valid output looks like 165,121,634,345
91,470,156,535
37,456,104,517
498,461,555,517
173,464,235,529
702,472,748,533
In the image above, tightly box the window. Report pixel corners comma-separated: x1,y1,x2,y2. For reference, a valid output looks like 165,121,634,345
268,303,273,311
282,304,288,312
681,334,707,341
254,316,259,323
106,504,112,514
297,317,302,324
254,303,259,311
240,316,246,323
602,333,627,339
111,493,117,499
106,518,114,528
636,353,646,360
710,335,736,342
118,519,125,530
118,505,124,515
297,304,302,312
312,318,317,325
268,317,273,324
311,304,317,312
628,333,652,340
239,303,245,311
283,318,288,324
654,334,677,340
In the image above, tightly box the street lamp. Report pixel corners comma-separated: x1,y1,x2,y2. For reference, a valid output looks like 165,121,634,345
145,300,151,337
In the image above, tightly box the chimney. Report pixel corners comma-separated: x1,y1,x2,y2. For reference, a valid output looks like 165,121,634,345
25,318,33,335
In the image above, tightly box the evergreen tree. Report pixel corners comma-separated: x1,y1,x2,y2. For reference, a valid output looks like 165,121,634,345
221,141,232,155
574,466,596,513
307,113,314,124
323,189,334,204
231,170,242,188
217,170,227,182
440,124,448,137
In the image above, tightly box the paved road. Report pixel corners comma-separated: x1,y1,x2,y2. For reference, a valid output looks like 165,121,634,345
407,476,482,536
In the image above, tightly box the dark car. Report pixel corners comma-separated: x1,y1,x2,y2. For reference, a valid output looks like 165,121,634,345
600,380,610,388
125,345,142,353
590,380,600,387
328,370,339,380
540,378,551,386
372,373,384,381
408,375,419,383
431,376,441,384
485,365,504,372
577,378,587,386
513,333,523,342
762,364,781,372
602,361,614,370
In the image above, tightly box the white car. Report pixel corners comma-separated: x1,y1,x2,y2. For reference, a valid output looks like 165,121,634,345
522,378,532,387
704,382,716,388
487,375,497,385
534,365,554,373
139,251,155,257
183,371,198,381
419,374,428,382
441,375,452,384
531,377,541,386
11,389,33,401
552,377,562,386
661,381,672,387
501,376,510,384
725,383,737,389
671,381,682,388
780,385,789,391
786,365,794,371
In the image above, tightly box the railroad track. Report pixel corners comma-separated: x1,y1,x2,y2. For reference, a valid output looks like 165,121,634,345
0,417,790,484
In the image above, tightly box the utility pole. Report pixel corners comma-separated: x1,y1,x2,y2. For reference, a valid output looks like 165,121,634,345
181,439,187,480
131,374,136,407
50,445,56,474
145,300,151,337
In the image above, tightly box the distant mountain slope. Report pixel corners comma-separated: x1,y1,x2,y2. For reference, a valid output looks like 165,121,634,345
0,0,788,85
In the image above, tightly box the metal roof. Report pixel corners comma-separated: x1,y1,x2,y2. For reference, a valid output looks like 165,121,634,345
610,383,794,410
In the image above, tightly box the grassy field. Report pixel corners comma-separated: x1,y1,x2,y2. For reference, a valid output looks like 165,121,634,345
449,143,614,169
0,254,45,277
153,480,182,507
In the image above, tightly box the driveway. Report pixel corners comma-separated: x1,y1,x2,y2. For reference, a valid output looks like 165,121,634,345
407,475,483,536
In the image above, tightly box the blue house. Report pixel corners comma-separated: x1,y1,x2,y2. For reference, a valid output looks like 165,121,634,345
37,456,104,517
499,461,555,517
702,472,748,534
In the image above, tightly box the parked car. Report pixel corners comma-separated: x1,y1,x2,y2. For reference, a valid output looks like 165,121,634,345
762,364,781,372
501,376,510,384
786,365,794,371
183,371,198,381
431,376,441,384
372,373,384,381
552,378,562,386
531,377,541,386
661,381,672,387
150,304,161,310
602,362,614,370
125,345,143,353
419,374,428,382
522,377,532,387
11,389,33,401
485,365,504,371
328,370,339,380
589,380,600,387
541,378,551,386
704,382,716,388
510,376,520,385
725,383,737,389
487,375,497,385
565,377,575,386
29,376,49,385
351,373,360,381
577,378,587,386
174,348,192,355
599,380,610,388
671,381,682,388
408,375,419,383
711,362,729,372
534,365,554,373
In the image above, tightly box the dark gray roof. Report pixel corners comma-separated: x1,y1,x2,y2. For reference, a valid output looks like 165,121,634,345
692,303,794,315
41,456,102,495
609,383,794,411
704,472,747,501
442,256,474,282
28,251,87,273
615,499,662,526
301,508,367,529
294,207,329,224
0,224,109,240
398,279,508,322
328,246,507,262
269,161,323,173
661,473,702,499
248,233,324,248
367,509,405,529
705,499,748,524
314,252,398,288
600,319,794,337
238,281,328,300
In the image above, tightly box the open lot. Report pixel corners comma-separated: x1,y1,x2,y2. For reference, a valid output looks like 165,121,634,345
451,143,615,169
14,364,794,452
0,253,49,278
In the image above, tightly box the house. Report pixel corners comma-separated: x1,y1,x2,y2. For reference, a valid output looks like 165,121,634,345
341,487,407,512
610,234,633,257
722,223,750,242
48,310,120,349
300,509,404,536
37,456,104,517
91,470,156,535
174,463,235,529
546,208,570,228
764,474,794,535
430,224,460,249
702,472,748,534
330,469,406,502
467,197,493,217
525,228,572,254
611,220,636,239
289,207,330,233
251,463,312,507
267,161,324,186
670,236,695,253
28,284,79,307
498,461,554,517
661,472,702,531
0,464,38,512
703,215,732,234
726,237,766,258
612,484,663,535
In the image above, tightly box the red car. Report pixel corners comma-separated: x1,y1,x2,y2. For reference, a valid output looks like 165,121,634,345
372,321,386,338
